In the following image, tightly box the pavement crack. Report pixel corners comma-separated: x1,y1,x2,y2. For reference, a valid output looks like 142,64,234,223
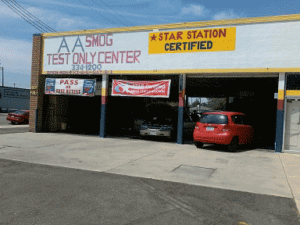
124,208,180,225
131,177,204,221
0,145,21,150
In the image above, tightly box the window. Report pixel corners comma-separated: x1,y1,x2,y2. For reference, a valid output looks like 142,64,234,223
200,114,228,124
232,115,248,125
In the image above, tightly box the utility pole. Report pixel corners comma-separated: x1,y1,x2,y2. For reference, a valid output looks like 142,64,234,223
0,60,3,87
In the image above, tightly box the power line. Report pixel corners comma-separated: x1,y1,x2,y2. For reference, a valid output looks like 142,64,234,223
10,0,56,32
89,0,133,27
1,0,55,33
77,0,121,26
2,0,47,32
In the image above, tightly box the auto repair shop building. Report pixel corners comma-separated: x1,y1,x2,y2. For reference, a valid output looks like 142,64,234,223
30,14,300,153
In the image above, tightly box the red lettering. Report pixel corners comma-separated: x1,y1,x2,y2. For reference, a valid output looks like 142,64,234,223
164,32,169,40
58,53,64,64
85,52,91,64
159,33,163,41
192,30,197,39
187,31,191,39
219,29,226,37
90,52,96,64
99,34,106,46
196,31,203,39
79,53,85,64
60,80,64,84
204,30,209,38
92,35,98,47
65,53,70,64
86,36,92,47
119,51,126,63
47,54,52,65
70,80,74,85
73,53,79,64
213,29,218,38
98,52,105,64
177,32,183,40
52,54,58,65
105,52,112,63
126,51,133,63
169,33,175,40
112,51,119,63
134,50,141,63
64,80,69,85
106,34,113,46
75,80,78,85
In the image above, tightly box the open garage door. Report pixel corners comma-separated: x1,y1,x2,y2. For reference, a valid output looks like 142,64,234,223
42,76,102,135
106,75,179,141
186,75,278,149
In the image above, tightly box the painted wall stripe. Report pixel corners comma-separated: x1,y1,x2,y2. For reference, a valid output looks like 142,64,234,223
100,75,108,138
278,89,284,100
275,73,286,153
286,90,300,96
42,68,300,75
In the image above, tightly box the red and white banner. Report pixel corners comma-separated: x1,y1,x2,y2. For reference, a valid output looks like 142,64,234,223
112,80,171,98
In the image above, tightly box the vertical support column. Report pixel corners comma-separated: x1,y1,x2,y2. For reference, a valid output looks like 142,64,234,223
177,74,186,144
29,33,44,132
100,75,108,138
275,72,286,153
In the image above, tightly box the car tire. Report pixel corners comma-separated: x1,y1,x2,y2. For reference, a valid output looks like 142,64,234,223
11,122,15,125
194,141,203,148
228,137,239,152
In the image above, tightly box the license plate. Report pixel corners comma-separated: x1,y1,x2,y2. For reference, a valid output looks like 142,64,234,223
206,127,214,131
150,131,156,135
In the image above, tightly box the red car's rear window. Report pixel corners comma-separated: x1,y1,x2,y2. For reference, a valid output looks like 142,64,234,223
12,110,27,115
199,114,228,124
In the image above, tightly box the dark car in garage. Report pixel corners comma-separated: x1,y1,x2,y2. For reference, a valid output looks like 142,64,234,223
139,103,177,140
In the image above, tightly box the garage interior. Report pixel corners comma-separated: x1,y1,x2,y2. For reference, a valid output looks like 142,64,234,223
186,75,279,149
106,75,179,141
42,75,102,135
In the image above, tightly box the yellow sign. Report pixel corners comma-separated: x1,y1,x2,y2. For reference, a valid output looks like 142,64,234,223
149,27,236,54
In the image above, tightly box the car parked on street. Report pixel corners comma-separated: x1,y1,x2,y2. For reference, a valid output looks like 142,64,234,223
6,110,29,125
193,111,254,151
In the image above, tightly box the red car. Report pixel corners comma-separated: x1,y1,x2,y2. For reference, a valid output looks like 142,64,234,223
6,110,30,125
193,111,254,151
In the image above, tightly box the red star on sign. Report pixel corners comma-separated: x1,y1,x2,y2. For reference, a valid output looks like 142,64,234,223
150,34,157,41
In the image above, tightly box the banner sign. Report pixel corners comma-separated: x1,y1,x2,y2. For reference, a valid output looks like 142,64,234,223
148,27,236,54
45,78,100,96
112,80,171,98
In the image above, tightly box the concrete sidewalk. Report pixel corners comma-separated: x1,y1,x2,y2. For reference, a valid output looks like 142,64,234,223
0,132,299,215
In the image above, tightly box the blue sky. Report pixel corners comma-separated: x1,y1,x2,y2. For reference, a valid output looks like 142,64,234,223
1,0,300,89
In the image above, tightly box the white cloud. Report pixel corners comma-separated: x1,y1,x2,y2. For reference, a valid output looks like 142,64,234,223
212,10,243,20
181,4,207,16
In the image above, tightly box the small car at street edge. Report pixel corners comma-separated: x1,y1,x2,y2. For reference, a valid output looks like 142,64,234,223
6,110,30,125
193,111,254,151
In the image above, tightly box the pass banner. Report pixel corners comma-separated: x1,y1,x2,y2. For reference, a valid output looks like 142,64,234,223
45,78,99,96
149,27,236,54
112,80,171,98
